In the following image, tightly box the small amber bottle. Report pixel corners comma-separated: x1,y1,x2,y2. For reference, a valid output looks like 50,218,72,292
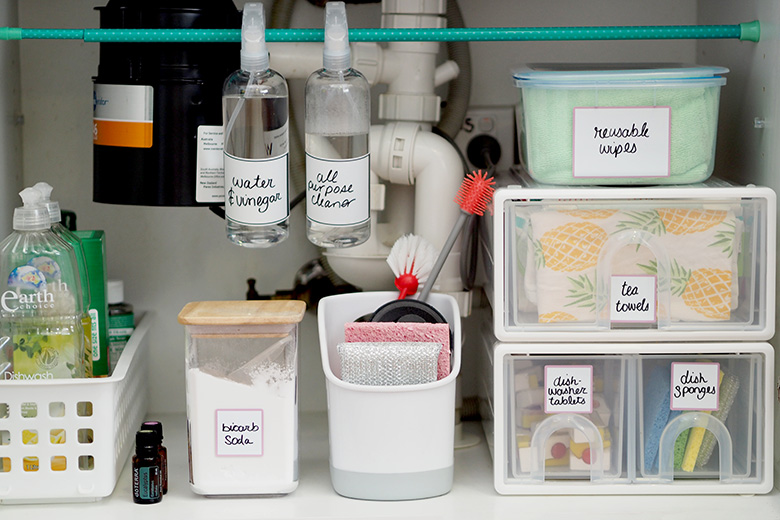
132,430,162,504
142,420,168,494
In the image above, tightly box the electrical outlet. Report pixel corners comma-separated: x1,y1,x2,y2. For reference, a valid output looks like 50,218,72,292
454,105,516,173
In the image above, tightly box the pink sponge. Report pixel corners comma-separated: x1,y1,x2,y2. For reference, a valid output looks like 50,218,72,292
344,321,451,380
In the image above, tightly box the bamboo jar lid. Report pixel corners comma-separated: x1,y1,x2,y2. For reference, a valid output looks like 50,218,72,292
178,300,306,326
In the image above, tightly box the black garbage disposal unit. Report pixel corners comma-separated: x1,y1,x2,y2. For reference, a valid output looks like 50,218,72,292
93,0,240,206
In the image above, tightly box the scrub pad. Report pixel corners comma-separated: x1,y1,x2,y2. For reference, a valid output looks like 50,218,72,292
680,370,725,472
344,321,451,379
337,342,441,386
643,364,672,472
672,417,690,469
695,372,740,469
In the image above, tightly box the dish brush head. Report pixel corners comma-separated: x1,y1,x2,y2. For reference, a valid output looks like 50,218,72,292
455,169,496,216
386,234,438,299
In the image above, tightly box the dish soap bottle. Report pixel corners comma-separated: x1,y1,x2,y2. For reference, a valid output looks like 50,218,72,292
0,188,85,380
222,2,290,247
305,1,371,248
34,182,94,378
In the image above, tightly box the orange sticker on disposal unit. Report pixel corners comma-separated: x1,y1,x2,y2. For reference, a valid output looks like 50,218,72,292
93,83,154,148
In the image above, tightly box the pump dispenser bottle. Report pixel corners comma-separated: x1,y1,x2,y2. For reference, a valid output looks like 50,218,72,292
0,188,85,380
222,2,290,248
34,182,94,377
304,1,371,248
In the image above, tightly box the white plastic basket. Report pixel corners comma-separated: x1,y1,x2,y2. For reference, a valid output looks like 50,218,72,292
0,313,151,504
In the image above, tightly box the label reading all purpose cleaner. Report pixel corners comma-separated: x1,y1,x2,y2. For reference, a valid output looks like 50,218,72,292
306,153,370,226
224,153,289,226
93,84,153,148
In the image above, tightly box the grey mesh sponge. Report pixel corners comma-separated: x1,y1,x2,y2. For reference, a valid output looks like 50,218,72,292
695,373,740,468
337,342,441,386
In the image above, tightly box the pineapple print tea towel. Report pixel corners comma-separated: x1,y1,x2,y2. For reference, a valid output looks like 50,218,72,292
523,207,741,323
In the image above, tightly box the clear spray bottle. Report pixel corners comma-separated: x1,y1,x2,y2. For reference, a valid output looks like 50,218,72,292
304,1,371,248
222,2,290,247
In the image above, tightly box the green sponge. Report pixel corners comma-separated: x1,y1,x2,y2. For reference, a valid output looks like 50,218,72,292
673,426,691,469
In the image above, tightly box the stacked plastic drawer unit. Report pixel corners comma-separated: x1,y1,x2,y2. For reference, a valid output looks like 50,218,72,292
478,63,776,495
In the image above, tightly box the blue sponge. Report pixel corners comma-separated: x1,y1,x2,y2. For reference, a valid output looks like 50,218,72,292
643,364,678,472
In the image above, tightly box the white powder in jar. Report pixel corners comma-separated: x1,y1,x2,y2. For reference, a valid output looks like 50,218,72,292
186,359,298,496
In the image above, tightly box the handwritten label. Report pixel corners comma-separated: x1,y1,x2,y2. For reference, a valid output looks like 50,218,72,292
544,365,593,414
610,275,656,323
196,125,225,203
215,409,264,456
670,363,720,411
305,153,370,227
572,106,671,178
224,152,289,226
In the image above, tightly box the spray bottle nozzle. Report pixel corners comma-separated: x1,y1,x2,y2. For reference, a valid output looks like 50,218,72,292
241,3,269,73
323,1,351,71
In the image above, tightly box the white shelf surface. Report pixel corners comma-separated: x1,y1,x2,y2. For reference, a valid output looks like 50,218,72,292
2,412,779,519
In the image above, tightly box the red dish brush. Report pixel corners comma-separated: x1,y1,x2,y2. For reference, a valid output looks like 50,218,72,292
418,170,495,301
386,234,438,299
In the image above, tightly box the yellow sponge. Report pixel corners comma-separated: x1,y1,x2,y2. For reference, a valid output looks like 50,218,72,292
680,370,724,472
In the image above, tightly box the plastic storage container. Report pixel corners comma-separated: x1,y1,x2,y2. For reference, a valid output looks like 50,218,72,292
0,312,151,503
487,340,773,495
178,300,305,497
317,291,461,500
513,63,728,185
490,177,776,342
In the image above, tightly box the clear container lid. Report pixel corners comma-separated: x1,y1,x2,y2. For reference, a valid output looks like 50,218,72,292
513,63,728,89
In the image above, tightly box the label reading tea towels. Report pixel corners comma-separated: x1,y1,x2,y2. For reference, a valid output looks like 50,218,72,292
544,365,593,414
610,275,656,323
572,106,671,178
670,362,720,411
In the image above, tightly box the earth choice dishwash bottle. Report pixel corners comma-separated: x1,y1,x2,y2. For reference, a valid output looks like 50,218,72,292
305,1,370,247
222,2,290,247
0,188,85,380
34,182,95,377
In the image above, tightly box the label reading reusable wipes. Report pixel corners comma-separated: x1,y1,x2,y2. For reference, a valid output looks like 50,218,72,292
610,275,657,323
572,106,671,178
670,362,720,411
196,125,225,203
216,409,264,456
544,365,593,414
305,153,370,226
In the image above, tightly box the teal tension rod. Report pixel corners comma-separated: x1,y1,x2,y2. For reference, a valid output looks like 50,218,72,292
0,21,761,43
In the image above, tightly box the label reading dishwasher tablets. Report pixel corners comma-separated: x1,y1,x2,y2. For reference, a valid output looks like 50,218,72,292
544,365,593,414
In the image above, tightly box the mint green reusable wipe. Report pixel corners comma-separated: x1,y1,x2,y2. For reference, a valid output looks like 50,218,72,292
520,85,722,185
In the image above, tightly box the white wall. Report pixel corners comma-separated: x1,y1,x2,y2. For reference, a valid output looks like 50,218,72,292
696,0,780,491
0,0,22,237
16,0,700,415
